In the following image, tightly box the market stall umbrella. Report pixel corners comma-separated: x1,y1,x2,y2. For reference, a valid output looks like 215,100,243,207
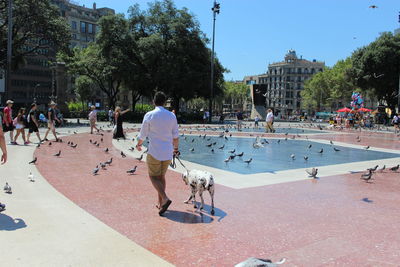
337,107,352,112
358,107,372,112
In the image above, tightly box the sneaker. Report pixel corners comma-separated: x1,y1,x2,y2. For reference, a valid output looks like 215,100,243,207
24,141,29,145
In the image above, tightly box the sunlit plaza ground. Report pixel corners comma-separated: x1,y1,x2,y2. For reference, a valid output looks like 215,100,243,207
1,120,400,266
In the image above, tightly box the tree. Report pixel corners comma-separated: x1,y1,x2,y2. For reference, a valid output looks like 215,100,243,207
221,81,250,111
302,58,354,111
60,14,131,109
75,75,95,112
128,0,226,111
0,0,70,69
348,32,400,109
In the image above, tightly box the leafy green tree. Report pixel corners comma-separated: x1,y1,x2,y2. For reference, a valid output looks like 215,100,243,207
302,58,354,111
348,32,400,108
221,81,250,110
128,0,226,111
60,14,131,109
74,75,95,112
0,0,70,69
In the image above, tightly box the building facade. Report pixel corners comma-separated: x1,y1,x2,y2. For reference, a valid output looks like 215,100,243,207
7,0,114,111
246,50,324,118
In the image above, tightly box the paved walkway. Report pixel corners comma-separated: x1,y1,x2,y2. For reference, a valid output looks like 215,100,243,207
1,122,400,266
0,125,172,267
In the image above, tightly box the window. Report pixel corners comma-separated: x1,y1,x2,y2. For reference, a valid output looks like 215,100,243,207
71,21,77,30
80,21,86,33
72,34,77,40
88,23,93,34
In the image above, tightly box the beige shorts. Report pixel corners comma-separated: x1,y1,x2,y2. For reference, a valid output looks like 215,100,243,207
146,154,171,177
90,119,96,127
47,121,55,130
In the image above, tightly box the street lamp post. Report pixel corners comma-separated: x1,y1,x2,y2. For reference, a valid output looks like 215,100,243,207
33,83,40,103
5,0,13,104
209,1,220,123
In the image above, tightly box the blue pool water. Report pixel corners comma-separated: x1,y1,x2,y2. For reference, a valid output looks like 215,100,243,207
192,127,322,134
178,136,399,174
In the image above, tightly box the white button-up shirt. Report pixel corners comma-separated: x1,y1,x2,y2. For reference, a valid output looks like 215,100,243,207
138,106,179,161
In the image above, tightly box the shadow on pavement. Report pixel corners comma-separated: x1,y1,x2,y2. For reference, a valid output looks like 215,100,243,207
162,210,214,224
0,214,27,231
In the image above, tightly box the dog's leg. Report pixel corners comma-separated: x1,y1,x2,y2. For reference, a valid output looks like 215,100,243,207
209,186,215,215
199,189,205,211
184,194,193,204
192,188,197,209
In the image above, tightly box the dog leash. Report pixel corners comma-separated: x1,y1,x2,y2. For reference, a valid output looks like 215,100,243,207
170,154,188,171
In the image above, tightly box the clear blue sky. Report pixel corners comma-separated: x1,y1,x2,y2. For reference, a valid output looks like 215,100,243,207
78,0,400,81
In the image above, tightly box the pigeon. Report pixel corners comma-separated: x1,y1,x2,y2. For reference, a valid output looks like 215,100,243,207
48,142,52,146
104,148,109,153
37,143,40,148
71,144,77,148
306,168,318,178
96,143,100,147
29,157,37,164
244,158,252,164
308,144,312,149
379,165,385,172
28,172,35,182
191,139,195,143
190,148,195,152
218,145,225,149
100,162,107,169
237,152,244,157
4,182,12,194
235,257,286,267
121,151,126,158
367,165,379,172
73,131,77,134
93,166,99,175
330,140,334,145
333,147,340,152
277,140,281,144
229,149,236,154
93,141,97,145
229,155,236,160
89,139,92,143
361,170,373,182
390,165,399,172
290,154,295,160
206,143,213,147
100,138,103,142
53,150,61,157
225,136,228,140
304,156,309,161
0,203,5,212
224,157,230,163
136,154,143,161
105,158,113,165
128,147,135,151
127,166,137,174
67,141,71,145
263,139,269,144
318,148,323,153
211,149,214,153
369,5,378,9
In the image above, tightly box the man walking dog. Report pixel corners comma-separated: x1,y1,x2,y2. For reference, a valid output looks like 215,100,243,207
136,92,179,216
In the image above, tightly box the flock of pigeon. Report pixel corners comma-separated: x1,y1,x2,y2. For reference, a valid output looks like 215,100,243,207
359,164,400,183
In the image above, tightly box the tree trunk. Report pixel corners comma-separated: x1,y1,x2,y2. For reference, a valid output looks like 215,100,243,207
172,96,180,113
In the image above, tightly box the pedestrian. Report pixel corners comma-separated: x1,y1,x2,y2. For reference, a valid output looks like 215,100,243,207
236,110,244,131
26,103,42,144
108,108,114,125
392,113,399,133
113,106,130,139
43,101,60,141
88,105,99,134
13,108,28,145
254,115,260,129
203,110,209,124
0,116,8,212
136,92,179,216
266,108,275,133
2,100,14,144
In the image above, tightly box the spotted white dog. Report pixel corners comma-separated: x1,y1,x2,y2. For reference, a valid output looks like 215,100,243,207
182,169,215,215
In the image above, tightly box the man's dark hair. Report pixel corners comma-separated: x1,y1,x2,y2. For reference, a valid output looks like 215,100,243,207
154,92,167,106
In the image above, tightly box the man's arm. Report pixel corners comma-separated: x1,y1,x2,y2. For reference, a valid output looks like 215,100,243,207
136,114,149,151
121,109,130,115
0,127,7,164
172,119,179,154
48,111,52,121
